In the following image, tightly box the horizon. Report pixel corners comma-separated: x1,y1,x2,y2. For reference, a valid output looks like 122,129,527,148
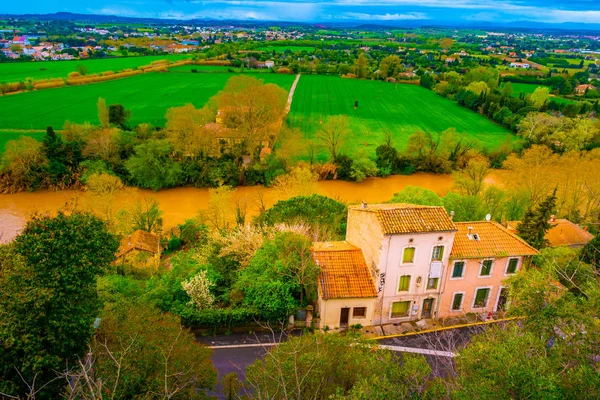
2,1,600,27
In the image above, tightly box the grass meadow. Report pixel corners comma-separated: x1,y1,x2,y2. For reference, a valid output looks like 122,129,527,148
0,54,190,83
288,75,516,160
0,70,296,129
505,82,575,104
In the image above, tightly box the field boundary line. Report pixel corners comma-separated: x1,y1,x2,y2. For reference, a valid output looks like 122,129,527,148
285,74,301,114
369,316,524,340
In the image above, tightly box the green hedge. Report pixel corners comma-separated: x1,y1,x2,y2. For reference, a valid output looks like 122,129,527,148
178,306,261,330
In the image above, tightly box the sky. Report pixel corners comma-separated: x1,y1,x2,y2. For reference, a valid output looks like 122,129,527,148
4,0,600,25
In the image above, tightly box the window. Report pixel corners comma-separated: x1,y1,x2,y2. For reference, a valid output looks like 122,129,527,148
474,288,491,308
431,245,444,261
353,307,366,318
426,277,439,290
402,247,415,263
391,301,410,318
452,261,465,278
480,259,493,276
451,293,464,311
398,275,411,292
506,258,519,274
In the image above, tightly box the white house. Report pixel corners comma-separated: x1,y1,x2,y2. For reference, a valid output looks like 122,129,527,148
265,60,275,68
345,203,457,325
510,62,530,69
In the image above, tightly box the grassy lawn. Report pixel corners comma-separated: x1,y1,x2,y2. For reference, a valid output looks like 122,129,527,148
0,130,46,154
0,54,190,83
0,70,296,130
288,75,516,160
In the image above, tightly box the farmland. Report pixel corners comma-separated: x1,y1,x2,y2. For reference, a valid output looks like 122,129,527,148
0,70,295,129
258,45,315,53
0,54,190,83
288,75,516,160
504,83,576,104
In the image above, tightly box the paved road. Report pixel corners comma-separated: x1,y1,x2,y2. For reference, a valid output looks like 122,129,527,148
200,324,490,398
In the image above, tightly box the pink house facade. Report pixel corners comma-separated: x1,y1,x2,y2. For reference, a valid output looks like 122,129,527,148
438,221,538,318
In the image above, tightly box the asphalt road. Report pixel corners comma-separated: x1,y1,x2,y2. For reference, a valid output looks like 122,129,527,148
201,324,490,398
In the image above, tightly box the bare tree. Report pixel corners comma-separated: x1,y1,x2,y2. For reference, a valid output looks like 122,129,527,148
317,115,350,162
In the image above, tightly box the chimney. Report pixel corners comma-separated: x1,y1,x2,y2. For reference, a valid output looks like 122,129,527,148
550,215,556,223
361,201,367,209
450,211,455,220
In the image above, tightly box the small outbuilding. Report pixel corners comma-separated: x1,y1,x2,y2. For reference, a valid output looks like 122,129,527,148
116,230,161,271
312,242,377,330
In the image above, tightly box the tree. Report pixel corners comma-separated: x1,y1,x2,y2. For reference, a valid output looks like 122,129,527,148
501,81,513,97
466,81,489,96
97,97,109,128
420,73,434,89
182,270,215,310
517,189,557,249
452,158,489,196
165,103,215,158
581,235,600,269
75,64,89,76
236,232,319,319
389,186,443,206
0,136,47,190
214,75,287,155
350,153,378,182
439,37,454,50
255,194,348,240
125,139,182,190
130,197,164,235
317,115,349,162
204,184,234,230
272,166,317,199
0,212,118,398
108,104,131,127
530,86,550,108
244,333,431,399
66,301,216,400
354,53,368,78
378,55,401,78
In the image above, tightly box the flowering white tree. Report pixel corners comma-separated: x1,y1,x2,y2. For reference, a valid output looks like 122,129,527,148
182,270,215,310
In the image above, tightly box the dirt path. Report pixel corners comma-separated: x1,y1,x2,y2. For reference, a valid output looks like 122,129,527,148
285,74,301,114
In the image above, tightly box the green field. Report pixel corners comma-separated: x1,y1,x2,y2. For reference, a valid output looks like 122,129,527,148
0,70,296,129
0,130,45,153
0,54,190,83
288,75,516,159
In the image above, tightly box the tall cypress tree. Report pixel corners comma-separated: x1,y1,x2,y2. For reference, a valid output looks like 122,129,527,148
517,189,557,249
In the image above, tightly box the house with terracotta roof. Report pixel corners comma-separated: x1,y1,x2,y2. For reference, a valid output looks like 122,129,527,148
505,218,595,248
115,230,161,271
346,203,457,324
575,84,595,95
438,221,537,318
312,241,377,329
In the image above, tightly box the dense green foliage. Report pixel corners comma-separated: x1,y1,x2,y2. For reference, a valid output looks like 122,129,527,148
0,212,118,398
255,194,348,239
517,189,557,249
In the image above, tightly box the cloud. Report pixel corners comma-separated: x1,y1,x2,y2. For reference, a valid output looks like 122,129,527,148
340,12,428,20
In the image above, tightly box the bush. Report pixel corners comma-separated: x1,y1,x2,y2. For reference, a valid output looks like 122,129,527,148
178,306,260,330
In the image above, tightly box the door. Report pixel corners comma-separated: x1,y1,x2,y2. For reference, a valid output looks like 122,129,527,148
421,299,434,318
496,288,508,311
340,307,350,327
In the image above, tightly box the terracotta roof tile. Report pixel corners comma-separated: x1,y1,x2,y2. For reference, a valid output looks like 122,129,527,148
350,203,456,234
451,221,538,259
312,242,377,300
545,219,595,247
117,230,160,258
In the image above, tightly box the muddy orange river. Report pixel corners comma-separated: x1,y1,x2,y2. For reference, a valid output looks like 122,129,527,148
0,172,499,242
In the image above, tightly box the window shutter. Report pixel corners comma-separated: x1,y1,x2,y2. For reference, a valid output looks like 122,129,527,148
429,261,442,278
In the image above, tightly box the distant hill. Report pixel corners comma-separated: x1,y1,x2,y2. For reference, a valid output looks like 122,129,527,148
1,12,599,33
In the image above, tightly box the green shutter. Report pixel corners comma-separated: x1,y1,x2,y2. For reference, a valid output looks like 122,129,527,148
474,288,489,307
507,258,518,274
452,293,463,310
392,301,409,317
398,275,411,291
452,262,464,278
403,247,415,263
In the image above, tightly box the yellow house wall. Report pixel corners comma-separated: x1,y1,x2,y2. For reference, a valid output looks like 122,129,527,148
316,297,377,330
